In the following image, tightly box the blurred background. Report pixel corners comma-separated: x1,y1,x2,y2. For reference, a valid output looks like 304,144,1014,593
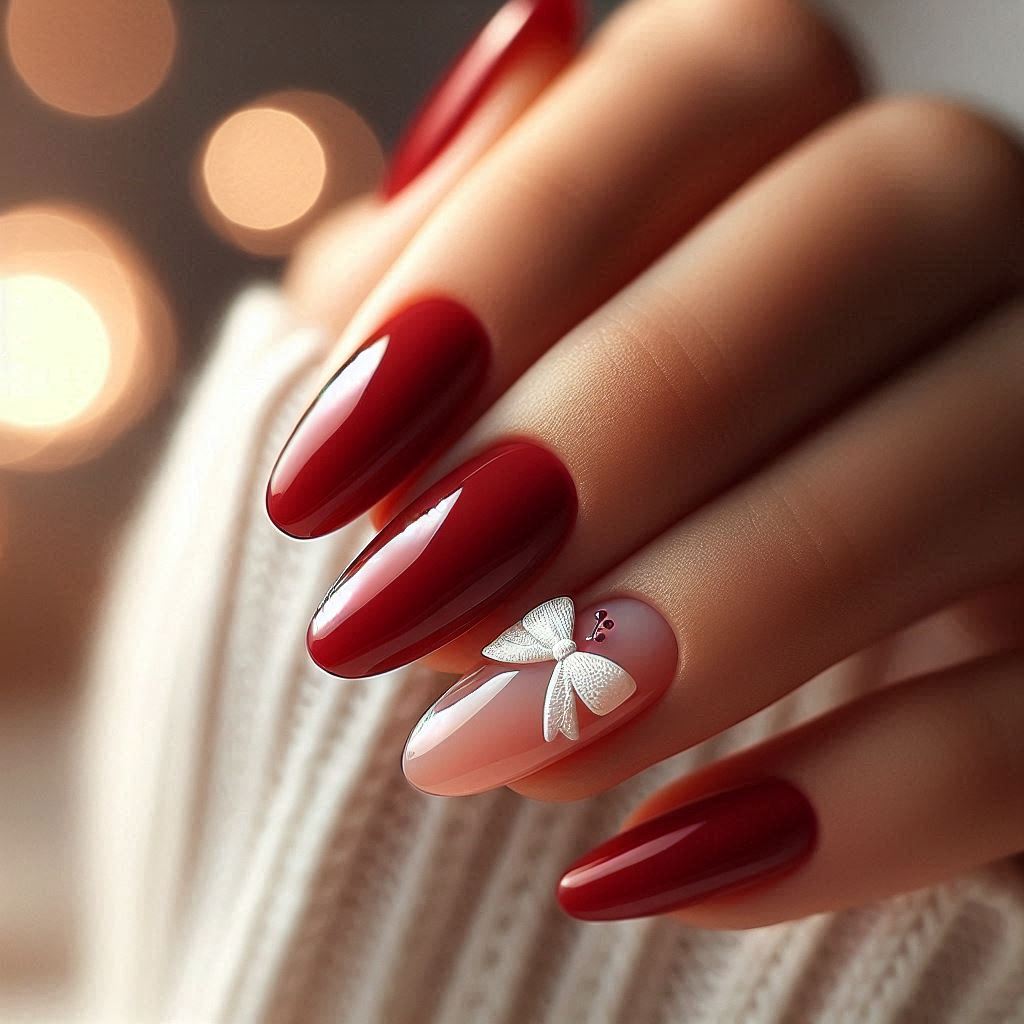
0,0,1021,1018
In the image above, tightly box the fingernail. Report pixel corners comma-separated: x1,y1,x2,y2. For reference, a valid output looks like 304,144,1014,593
403,596,677,795
557,780,817,921
266,298,490,539
307,441,577,677
383,0,582,198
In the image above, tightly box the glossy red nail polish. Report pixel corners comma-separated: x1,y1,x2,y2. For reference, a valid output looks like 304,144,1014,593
383,0,582,198
558,780,817,921
307,441,577,678
267,298,490,539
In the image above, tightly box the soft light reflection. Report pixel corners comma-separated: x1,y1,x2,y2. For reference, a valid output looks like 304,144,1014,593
0,204,175,471
195,91,383,257
406,671,517,752
312,490,462,635
0,275,112,428
5,0,176,117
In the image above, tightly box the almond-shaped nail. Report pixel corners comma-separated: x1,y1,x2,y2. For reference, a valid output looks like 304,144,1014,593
383,0,582,198
402,596,677,795
267,297,490,539
307,442,577,678
558,780,817,921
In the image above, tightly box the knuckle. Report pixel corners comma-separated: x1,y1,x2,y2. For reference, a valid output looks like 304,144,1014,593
499,156,596,246
601,0,859,102
853,96,1024,223
907,668,1024,812
748,468,866,594
590,293,744,461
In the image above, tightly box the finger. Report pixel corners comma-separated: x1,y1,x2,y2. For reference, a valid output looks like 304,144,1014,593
284,0,580,331
421,96,1024,668
381,0,581,201
557,651,1024,926
268,0,859,538
310,96,1024,679
401,294,1024,797
509,293,1024,799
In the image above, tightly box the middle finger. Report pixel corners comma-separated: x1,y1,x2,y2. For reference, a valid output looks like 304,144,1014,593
308,97,1024,679
267,0,858,539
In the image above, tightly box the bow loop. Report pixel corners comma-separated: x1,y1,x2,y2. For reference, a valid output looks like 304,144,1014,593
482,597,639,743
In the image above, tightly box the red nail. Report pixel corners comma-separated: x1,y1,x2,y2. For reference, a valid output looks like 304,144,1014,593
307,441,577,677
383,0,582,198
558,780,817,921
267,298,490,539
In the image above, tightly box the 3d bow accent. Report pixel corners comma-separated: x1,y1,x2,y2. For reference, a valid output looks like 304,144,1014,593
482,597,637,742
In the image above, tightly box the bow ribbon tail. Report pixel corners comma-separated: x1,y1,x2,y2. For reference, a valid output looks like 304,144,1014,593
542,660,579,742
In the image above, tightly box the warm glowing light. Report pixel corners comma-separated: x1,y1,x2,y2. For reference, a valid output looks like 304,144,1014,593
5,0,176,117
0,205,175,471
0,275,112,428
195,91,383,257
203,109,327,230
0,490,7,563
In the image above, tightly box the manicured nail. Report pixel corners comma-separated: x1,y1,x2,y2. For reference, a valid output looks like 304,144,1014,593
383,0,582,198
403,596,677,795
557,780,817,921
266,298,490,539
307,441,577,677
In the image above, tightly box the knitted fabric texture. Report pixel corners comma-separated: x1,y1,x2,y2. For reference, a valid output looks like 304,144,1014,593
79,287,1024,1024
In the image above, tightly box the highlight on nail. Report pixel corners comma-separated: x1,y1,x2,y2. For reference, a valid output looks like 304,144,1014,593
383,0,582,197
267,296,490,539
306,441,578,678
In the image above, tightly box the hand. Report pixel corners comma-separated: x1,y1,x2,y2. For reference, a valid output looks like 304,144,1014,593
270,0,1024,927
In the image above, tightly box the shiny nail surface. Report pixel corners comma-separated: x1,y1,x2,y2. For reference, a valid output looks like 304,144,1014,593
383,0,582,198
307,442,577,678
403,596,677,795
558,780,817,921
267,298,489,539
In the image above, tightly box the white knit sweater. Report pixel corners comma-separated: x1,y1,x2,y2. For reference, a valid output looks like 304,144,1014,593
79,287,1024,1024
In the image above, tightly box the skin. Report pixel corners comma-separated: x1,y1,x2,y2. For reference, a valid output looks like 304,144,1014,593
280,0,1024,927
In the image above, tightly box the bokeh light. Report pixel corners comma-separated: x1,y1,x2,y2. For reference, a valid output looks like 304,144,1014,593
5,0,176,117
0,488,7,564
0,204,175,471
196,90,383,257
203,109,328,231
0,275,112,428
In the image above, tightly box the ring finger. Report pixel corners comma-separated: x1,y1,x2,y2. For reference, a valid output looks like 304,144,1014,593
306,96,1024,679
402,293,1024,798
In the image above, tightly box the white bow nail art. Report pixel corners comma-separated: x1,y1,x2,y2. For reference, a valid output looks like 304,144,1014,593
482,597,637,742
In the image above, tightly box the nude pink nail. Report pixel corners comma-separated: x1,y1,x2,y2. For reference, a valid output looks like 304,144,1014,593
402,596,678,796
